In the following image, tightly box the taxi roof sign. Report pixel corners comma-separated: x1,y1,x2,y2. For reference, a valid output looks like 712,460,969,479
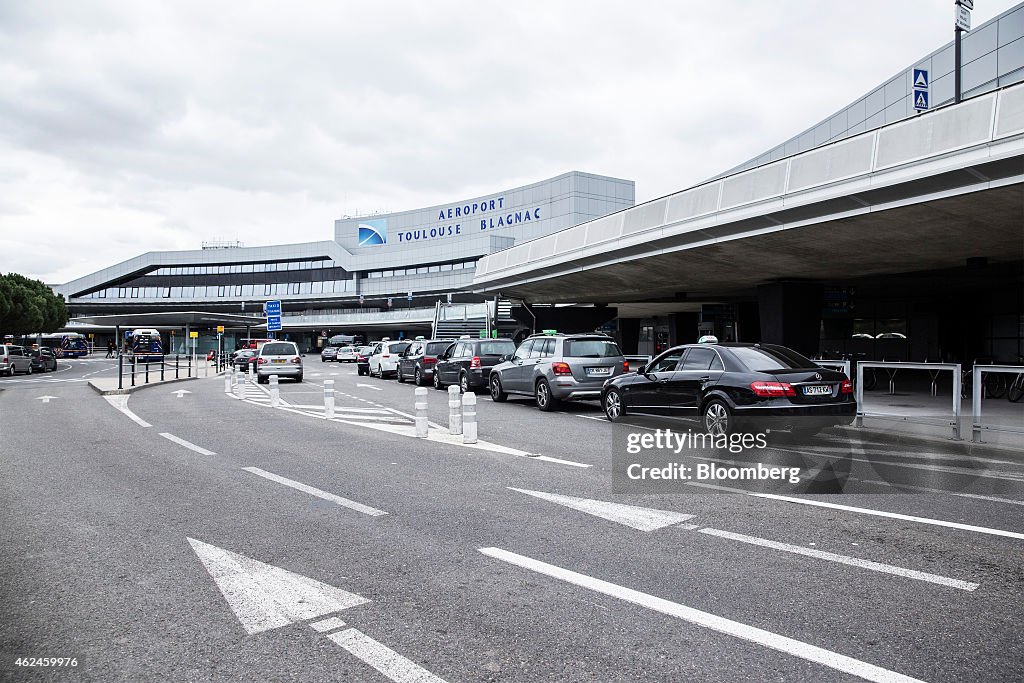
697,335,719,344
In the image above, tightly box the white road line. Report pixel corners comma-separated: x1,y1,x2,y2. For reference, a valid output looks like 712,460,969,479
242,467,387,516
310,616,347,633
697,527,978,591
356,383,382,391
510,488,693,531
859,480,1024,507
327,628,449,683
749,491,1024,541
159,432,216,455
103,395,151,428
479,547,926,683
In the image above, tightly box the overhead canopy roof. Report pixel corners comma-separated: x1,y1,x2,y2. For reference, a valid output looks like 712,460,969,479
65,311,267,330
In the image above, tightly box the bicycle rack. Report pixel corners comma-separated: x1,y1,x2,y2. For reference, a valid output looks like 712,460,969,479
855,362,962,440
971,364,1024,443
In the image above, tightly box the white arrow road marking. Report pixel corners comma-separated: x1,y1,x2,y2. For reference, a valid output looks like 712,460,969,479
479,548,927,683
35,395,59,403
327,627,450,683
509,488,693,531
172,389,192,398
697,527,978,591
242,467,387,516
159,432,216,456
356,383,382,391
514,489,978,590
188,538,369,634
103,395,151,428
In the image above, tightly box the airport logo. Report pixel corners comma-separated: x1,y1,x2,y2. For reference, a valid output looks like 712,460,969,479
358,219,387,246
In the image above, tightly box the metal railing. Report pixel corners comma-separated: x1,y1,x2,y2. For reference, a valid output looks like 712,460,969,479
971,364,1024,443
855,361,962,440
117,353,218,390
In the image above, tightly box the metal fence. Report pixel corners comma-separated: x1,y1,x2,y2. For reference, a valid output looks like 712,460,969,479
854,361,962,440
971,364,1024,443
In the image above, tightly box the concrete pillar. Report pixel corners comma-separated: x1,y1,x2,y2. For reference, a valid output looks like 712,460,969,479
757,281,823,356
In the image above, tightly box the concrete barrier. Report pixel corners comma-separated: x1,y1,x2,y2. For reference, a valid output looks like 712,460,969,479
462,391,477,444
415,387,429,438
270,374,280,408
448,385,462,435
324,379,335,419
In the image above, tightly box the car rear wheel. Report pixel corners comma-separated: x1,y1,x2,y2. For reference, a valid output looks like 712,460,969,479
535,379,557,412
490,375,508,402
433,370,444,390
702,399,732,436
414,368,423,386
459,373,471,394
397,366,405,383
25,364,32,375
603,389,624,422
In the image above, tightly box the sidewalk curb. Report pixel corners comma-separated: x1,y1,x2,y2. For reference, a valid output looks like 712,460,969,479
87,373,227,396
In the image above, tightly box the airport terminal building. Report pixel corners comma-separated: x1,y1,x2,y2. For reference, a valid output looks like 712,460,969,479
57,4,1023,363
55,172,635,352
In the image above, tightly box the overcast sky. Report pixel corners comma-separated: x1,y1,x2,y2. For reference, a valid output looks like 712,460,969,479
1,0,1019,285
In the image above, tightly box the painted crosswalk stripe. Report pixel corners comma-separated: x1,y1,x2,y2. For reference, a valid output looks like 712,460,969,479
479,547,926,683
697,527,978,590
327,628,449,683
242,467,387,516
159,432,216,455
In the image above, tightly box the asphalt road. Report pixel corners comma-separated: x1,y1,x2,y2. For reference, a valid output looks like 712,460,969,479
2,358,1022,682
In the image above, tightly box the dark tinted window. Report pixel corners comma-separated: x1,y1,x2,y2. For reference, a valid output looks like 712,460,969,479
681,348,716,370
262,343,297,355
478,341,515,356
565,339,621,358
426,342,450,355
647,350,683,373
390,343,411,355
730,346,814,371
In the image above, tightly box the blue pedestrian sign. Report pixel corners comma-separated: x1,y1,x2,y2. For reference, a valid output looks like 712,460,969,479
265,299,281,316
913,69,929,89
267,314,282,332
913,89,929,111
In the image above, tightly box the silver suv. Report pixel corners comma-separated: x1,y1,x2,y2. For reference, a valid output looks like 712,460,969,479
488,333,626,411
256,341,303,383
1,345,34,376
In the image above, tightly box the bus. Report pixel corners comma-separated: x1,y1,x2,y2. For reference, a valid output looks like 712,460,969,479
128,328,164,362
34,333,90,358
326,333,365,349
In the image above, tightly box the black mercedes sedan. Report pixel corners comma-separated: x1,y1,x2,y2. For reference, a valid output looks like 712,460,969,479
601,341,855,436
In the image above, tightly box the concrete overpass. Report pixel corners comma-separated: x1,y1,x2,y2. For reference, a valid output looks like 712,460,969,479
472,84,1023,304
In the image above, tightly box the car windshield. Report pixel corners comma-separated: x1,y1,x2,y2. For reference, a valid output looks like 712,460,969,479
477,341,515,355
262,343,296,355
564,339,621,358
390,343,411,354
729,346,815,371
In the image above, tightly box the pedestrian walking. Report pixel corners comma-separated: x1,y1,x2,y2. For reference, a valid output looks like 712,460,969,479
105,340,115,358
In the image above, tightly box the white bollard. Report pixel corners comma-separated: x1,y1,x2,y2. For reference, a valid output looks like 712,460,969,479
324,379,335,419
462,391,477,444
448,385,462,435
235,367,245,397
224,366,233,394
270,374,280,408
415,387,429,438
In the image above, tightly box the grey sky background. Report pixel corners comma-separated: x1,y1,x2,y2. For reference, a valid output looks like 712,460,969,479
0,1,1019,285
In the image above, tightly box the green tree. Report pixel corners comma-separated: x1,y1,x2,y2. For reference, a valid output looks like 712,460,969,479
0,273,69,339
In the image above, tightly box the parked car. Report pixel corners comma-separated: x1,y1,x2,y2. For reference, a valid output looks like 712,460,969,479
600,340,856,436
0,345,33,376
233,349,258,373
355,345,375,376
489,333,626,411
336,346,358,362
29,347,58,373
368,340,411,378
434,337,517,393
321,346,339,363
256,340,303,383
396,339,454,386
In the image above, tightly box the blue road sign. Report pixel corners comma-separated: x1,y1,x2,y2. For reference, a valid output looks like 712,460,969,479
265,299,282,316
913,89,929,111
913,68,929,89
267,314,282,332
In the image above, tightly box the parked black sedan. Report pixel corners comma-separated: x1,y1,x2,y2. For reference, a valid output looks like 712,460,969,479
601,341,855,435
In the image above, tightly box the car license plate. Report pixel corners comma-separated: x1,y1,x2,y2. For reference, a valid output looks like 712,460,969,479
272,359,286,364
586,367,611,376
803,385,830,396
